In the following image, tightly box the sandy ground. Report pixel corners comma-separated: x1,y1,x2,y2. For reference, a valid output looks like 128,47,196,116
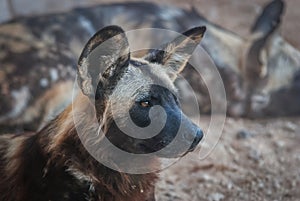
156,116,300,201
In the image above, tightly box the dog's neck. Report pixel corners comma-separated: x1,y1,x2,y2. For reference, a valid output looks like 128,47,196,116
36,92,158,200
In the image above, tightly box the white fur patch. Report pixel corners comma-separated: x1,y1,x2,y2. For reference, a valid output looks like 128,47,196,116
3,86,30,119
40,78,49,87
50,68,59,82
79,16,96,36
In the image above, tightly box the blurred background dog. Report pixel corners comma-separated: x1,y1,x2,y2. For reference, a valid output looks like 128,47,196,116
1,0,300,133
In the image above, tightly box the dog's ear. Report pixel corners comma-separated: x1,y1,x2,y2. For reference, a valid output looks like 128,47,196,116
245,0,284,79
144,26,206,80
250,0,284,36
77,25,130,98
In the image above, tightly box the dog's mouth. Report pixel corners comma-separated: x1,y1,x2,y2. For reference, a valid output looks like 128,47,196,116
138,141,165,154
138,130,203,157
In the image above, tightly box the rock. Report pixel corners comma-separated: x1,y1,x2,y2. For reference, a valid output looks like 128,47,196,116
208,192,225,201
236,130,254,139
248,149,261,161
274,141,285,148
258,181,265,189
273,179,281,190
227,182,233,190
200,174,215,182
283,122,297,132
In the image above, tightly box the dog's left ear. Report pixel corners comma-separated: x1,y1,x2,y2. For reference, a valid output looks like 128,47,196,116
77,25,130,98
144,26,206,80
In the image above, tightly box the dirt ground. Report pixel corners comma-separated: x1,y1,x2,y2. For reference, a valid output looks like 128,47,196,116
156,116,300,201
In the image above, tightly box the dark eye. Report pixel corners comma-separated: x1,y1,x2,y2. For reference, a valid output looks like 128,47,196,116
139,101,151,108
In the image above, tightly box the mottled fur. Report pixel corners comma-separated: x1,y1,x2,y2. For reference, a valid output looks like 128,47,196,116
0,101,157,201
0,25,205,200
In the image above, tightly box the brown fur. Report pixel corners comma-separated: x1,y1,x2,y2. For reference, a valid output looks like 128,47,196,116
0,92,158,201
0,25,205,201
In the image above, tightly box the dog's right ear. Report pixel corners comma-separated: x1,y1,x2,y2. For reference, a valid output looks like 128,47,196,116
144,26,206,81
77,26,130,98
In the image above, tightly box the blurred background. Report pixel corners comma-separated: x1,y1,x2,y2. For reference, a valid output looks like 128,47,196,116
1,0,300,48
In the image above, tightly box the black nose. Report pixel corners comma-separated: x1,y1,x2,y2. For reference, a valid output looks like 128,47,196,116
188,129,204,152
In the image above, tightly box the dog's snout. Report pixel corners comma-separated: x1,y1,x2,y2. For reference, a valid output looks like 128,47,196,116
184,129,203,141
184,131,196,141
195,129,204,143
188,129,203,152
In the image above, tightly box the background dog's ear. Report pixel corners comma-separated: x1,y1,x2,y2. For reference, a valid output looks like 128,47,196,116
250,0,284,36
244,0,284,80
77,25,130,98
144,26,206,80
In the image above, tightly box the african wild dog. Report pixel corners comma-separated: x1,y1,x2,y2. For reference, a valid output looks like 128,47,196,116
0,25,205,201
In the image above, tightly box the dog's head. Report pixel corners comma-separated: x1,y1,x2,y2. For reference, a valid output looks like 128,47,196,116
77,25,205,158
